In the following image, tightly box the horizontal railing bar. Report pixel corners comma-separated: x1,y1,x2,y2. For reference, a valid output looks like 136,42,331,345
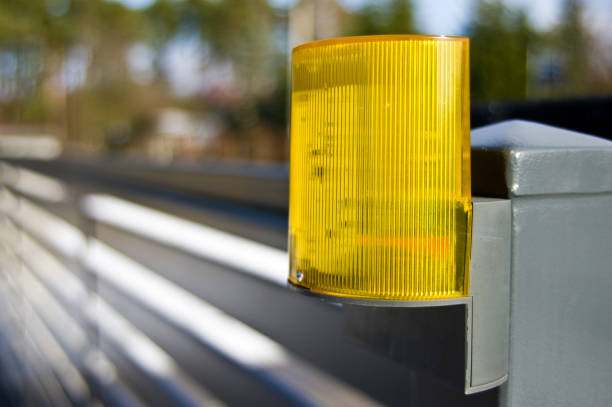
2,157,289,211
0,162,69,203
1,262,141,407
0,188,381,407
0,277,61,407
0,162,289,283
0,272,91,406
16,230,223,407
15,269,144,407
0,240,144,407
83,194,288,286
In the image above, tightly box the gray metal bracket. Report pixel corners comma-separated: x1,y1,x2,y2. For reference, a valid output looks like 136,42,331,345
290,197,511,394
465,197,510,393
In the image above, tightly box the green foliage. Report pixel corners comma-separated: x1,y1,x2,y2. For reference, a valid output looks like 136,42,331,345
143,0,181,43
555,0,597,94
1,0,611,157
0,0,73,46
0,0,143,48
351,0,417,36
467,0,536,101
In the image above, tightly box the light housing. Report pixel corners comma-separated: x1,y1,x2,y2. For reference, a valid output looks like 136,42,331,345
288,35,472,300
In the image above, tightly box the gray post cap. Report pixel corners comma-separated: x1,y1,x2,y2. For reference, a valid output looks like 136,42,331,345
471,120,612,197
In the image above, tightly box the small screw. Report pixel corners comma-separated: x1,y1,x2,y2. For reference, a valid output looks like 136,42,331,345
296,271,304,282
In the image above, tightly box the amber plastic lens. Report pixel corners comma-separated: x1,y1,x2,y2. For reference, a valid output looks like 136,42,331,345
288,35,472,300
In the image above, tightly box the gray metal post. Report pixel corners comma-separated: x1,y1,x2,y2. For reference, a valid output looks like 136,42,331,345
472,120,612,407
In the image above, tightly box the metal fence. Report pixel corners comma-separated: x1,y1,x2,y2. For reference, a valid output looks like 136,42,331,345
0,159,498,406
2,118,610,406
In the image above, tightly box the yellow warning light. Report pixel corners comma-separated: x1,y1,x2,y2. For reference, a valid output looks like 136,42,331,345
288,35,472,300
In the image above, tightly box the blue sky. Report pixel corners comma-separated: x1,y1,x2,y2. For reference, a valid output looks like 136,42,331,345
110,0,155,8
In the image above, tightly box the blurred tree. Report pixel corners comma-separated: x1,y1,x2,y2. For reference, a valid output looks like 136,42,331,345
553,0,612,95
466,0,537,101
521,0,612,98
3,0,608,160
351,0,417,36
0,0,147,142
557,0,590,92
0,0,78,123
0,0,75,46
143,0,181,43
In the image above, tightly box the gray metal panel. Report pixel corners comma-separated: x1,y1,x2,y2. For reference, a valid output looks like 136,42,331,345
471,120,612,197
468,198,510,392
502,193,612,407
473,120,612,407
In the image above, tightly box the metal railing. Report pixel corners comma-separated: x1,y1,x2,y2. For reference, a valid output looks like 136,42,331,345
0,161,389,407
0,159,499,406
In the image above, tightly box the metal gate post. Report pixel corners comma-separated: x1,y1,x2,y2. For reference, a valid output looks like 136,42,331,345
471,120,612,407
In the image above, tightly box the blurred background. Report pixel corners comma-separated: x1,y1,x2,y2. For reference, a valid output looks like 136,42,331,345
1,2,611,406
0,0,611,163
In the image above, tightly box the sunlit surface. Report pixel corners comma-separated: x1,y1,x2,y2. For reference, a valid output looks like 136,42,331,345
0,181,381,406
83,194,288,285
17,233,221,406
0,163,67,203
289,35,472,300
0,135,61,160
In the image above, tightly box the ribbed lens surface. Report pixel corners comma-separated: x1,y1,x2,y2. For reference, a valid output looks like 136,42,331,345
288,35,472,300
